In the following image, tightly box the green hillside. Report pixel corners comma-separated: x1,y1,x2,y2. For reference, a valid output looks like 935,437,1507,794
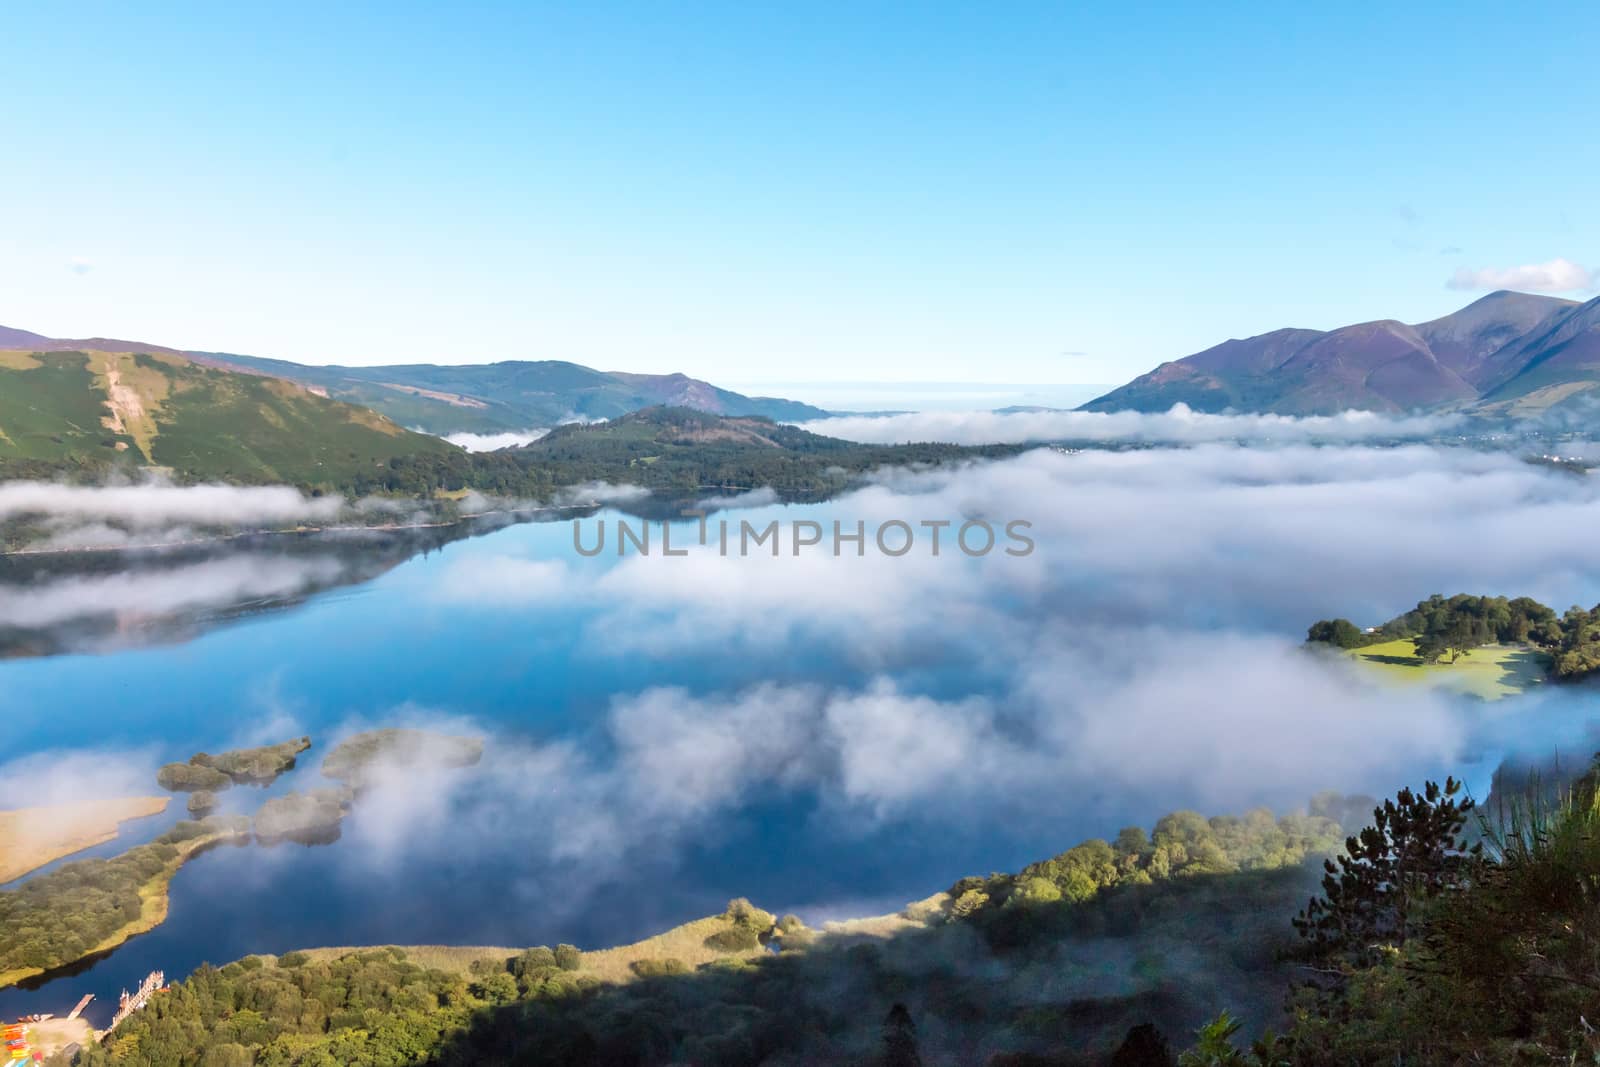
0,358,1011,507
511,406,1023,495
196,352,832,433
0,348,460,488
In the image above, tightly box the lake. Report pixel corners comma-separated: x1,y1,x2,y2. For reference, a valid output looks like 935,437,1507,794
4,448,1599,1027
2,501,1091,1026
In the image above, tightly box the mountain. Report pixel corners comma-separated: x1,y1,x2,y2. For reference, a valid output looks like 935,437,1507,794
193,352,831,432
1474,297,1600,414
0,325,185,356
0,323,830,435
0,346,457,485
1083,291,1599,415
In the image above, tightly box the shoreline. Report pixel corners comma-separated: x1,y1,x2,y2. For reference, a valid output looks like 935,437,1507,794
0,797,171,886
283,893,947,986
0,827,249,992
0,503,598,559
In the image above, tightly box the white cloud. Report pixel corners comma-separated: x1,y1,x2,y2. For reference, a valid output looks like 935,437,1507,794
1447,257,1596,293
0,480,342,527
0,747,163,810
796,405,1461,446
407,444,1600,836
694,486,779,510
441,429,548,451
552,480,651,506
326,643,1472,879
442,444,1600,663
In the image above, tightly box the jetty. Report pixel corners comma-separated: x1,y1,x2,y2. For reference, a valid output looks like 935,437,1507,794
108,971,165,1032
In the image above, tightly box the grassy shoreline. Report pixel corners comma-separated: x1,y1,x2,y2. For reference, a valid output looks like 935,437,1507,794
0,826,247,991
292,910,775,988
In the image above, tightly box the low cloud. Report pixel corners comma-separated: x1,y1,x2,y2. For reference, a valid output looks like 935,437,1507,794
552,481,651,507
328,642,1470,886
795,405,1461,446
0,748,162,810
0,480,342,528
446,443,1600,659
441,429,549,452
694,487,779,511
1447,258,1596,293
408,441,1600,864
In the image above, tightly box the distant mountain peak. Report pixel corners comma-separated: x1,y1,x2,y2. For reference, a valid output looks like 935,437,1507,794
1083,291,1594,416
0,324,182,356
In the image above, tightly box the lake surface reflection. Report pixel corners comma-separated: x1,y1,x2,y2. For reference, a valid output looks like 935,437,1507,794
3,502,1085,1025
4,451,1599,1027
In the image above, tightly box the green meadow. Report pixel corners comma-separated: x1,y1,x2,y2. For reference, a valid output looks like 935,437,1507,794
1349,637,1550,700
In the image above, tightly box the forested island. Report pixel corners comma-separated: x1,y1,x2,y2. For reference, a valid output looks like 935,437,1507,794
1308,592,1600,682
252,790,352,845
156,738,313,794
321,729,484,789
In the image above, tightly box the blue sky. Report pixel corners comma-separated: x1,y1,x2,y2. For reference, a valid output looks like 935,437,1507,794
1,2,1595,384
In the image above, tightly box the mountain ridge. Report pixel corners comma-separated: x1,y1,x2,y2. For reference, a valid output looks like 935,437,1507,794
1084,290,1598,416
191,352,830,432
0,323,830,433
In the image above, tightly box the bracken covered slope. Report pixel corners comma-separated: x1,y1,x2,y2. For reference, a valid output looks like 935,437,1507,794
0,347,458,486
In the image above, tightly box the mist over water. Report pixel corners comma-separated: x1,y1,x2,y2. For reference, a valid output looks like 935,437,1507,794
3,441,1599,1026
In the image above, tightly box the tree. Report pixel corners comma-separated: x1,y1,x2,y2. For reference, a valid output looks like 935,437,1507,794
1176,1013,1249,1067
470,971,518,1005
882,1003,922,1067
512,946,556,978
1443,616,1480,662
1111,1023,1176,1067
1115,825,1151,855
704,926,760,952
1306,618,1363,649
629,957,687,978
1009,875,1062,906
1412,631,1447,664
1295,777,1481,961
197,1044,253,1067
